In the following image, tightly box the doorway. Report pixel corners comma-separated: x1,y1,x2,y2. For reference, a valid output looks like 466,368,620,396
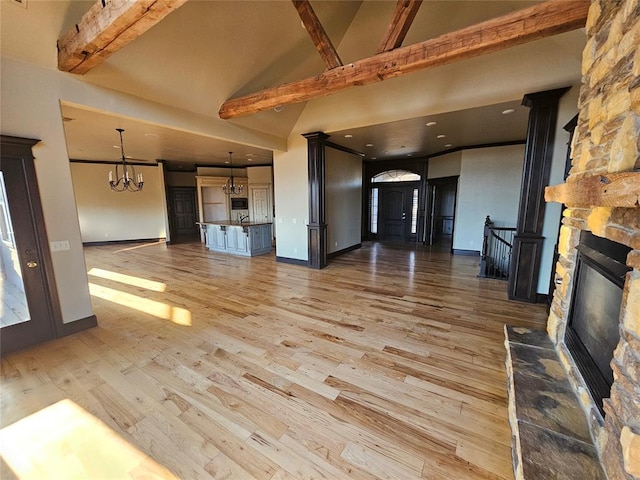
1,136,60,354
426,176,458,250
168,187,199,242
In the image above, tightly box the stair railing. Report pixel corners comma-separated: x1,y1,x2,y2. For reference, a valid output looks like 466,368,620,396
479,215,516,280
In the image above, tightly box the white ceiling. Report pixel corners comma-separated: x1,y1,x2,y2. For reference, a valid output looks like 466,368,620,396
1,0,585,170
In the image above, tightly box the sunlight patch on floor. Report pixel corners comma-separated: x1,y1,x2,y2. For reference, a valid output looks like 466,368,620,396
0,399,178,479
88,268,166,292
88,283,191,326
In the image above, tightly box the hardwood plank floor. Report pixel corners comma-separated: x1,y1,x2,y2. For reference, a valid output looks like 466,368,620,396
1,241,548,479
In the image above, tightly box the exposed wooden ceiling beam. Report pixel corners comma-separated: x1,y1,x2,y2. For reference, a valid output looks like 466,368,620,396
378,0,423,53
219,0,589,120
58,0,188,75
292,0,342,70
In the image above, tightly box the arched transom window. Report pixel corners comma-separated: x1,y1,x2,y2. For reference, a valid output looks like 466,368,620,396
371,169,420,183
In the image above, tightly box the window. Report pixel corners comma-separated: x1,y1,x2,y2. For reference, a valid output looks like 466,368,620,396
0,172,16,248
371,170,420,183
370,188,379,234
411,188,418,234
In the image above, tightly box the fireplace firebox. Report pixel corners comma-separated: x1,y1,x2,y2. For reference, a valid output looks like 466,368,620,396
565,231,631,416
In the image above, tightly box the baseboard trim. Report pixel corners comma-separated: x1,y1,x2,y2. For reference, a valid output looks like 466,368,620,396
83,238,165,247
56,314,98,338
276,256,308,266
452,249,480,256
328,243,361,259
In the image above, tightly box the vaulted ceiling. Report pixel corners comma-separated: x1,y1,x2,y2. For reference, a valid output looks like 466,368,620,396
0,0,587,169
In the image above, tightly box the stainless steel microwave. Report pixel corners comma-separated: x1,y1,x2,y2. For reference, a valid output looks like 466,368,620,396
230,197,248,210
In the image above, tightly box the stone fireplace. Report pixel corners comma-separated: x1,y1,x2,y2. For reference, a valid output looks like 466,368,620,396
541,0,640,478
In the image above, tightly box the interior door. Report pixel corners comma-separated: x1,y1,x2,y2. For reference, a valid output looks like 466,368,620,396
1,137,56,354
250,186,272,224
169,187,198,240
380,188,407,242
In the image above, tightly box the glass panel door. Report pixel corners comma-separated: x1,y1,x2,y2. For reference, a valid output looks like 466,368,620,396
0,172,30,327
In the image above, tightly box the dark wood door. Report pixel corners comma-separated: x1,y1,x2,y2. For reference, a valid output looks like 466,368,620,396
380,188,407,242
426,176,458,247
1,137,57,354
169,187,198,240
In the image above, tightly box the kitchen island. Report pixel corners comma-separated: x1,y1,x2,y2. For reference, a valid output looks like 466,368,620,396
197,221,272,257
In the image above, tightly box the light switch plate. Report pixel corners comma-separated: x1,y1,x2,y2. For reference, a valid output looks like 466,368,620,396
50,240,70,251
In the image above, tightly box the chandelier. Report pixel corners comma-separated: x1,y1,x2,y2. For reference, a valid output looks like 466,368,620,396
222,151,244,195
108,128,143,192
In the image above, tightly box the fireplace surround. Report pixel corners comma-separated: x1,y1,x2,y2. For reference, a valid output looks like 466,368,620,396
512,0,640,478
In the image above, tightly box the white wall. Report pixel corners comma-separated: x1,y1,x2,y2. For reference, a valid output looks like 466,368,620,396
70,163,167,243
537,85,580,293
428,151,462,179
326,148,362,254
453,145,525,253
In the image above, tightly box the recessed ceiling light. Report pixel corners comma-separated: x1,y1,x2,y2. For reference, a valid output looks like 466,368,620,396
437,134,446,139
344,134,353,138
366,143,374,147
426,121,437,127
445,144,453,148
225,161,230,164
245,153,255,157
144,133,159,138
113,145,120,149
502,108,516,115
273,105,285,113
371,157,377,160
407,154,412,157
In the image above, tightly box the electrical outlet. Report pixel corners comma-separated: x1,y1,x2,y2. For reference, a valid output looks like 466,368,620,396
50,240,70,252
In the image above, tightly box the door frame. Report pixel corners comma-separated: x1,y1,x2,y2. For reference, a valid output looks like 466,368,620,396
424,175,459,250
1,136,63,354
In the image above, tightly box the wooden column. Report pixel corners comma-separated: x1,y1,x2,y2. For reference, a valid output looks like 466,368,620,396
304,132,329,269
508,87,569,302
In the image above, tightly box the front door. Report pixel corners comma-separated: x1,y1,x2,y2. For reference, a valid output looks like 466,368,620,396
1,137,57,354
169,187,198,241
380,189,406,242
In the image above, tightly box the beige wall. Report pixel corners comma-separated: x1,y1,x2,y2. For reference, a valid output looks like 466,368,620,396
453,145,525,253
428,151,462,179
70,163,167,243
326,148,362,254
247,166,272,184
273,135,308,260
166,171,196,187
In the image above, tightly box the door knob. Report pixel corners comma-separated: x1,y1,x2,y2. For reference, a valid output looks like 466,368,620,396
26,261,38,269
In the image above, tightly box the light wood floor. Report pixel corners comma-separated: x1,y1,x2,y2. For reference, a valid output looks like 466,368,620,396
1,241,548,479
